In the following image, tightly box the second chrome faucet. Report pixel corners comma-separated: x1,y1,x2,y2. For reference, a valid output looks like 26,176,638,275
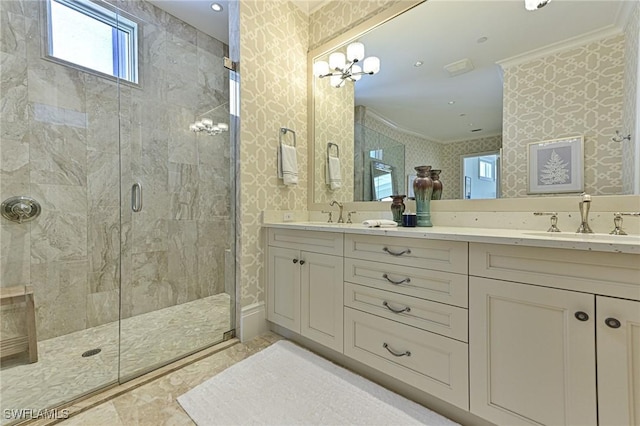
329,200,344,223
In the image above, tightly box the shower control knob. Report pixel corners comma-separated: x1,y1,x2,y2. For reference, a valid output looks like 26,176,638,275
1,196,41,224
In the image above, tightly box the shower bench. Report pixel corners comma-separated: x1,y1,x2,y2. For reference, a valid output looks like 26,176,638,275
0,285,37,363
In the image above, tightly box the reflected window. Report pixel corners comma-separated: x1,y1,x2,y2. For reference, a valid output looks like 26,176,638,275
46,0,138,83
478,156,495,181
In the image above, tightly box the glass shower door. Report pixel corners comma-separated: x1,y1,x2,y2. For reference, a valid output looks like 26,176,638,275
117,1,235,380
0,0,122,421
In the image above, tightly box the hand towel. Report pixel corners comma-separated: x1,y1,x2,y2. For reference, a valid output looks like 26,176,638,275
278,144,298,186
362,219,398,228
327,156,342,190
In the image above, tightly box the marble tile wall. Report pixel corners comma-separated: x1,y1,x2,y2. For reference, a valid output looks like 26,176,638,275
0,0,232,340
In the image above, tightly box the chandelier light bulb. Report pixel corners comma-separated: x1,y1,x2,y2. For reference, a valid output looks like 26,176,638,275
350,64,362,81
346,42,365,62
189,124,198,132
313,61,330,77
218,123,229,131
363,56,380,75
329,52,346,70
524,0,550,10
201,118,213,127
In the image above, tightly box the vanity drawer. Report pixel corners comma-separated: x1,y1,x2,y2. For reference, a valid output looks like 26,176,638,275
344,282,468,341
469,243,640,300
345,234,467,274
345,258,468,308
344,307,469,410
268,228,343,256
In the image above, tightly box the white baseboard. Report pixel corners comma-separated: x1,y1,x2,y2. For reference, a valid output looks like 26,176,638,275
240,302,268,342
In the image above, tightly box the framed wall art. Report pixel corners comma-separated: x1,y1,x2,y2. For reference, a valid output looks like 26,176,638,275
527,136,584,194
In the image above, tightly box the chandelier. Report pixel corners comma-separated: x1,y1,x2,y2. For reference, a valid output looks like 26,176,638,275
525,0,551,10
189,119,229,136
313,42,380,88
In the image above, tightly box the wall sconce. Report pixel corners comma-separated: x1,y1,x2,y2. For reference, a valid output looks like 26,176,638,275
525,0,551,10
313,42,381,88
189,119,229,136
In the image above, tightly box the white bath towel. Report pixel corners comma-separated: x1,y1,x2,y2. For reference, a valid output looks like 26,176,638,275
327,156,342,190
278,144,298,186
362,219,398,228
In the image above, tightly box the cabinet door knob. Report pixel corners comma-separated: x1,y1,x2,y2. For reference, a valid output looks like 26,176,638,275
574,311,589,321
605,317,621,329
299,260,305,265
292,259,298,264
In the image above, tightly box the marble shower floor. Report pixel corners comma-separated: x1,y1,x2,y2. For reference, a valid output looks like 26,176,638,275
0,294,232,425
57,332,282,426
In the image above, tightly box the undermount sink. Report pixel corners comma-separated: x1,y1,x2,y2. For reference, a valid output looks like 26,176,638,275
522,231,639,243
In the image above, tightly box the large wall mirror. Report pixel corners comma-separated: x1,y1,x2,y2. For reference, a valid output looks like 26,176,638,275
309,0,639,206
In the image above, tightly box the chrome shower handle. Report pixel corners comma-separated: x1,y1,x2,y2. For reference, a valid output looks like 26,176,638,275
132,183,143,212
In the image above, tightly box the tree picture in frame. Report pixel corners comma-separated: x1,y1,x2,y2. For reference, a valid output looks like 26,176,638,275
527,136,584,194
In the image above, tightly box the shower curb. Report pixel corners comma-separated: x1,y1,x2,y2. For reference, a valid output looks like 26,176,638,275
21,338,239,426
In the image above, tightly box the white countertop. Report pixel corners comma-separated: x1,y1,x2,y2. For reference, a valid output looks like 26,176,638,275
263,222,640,254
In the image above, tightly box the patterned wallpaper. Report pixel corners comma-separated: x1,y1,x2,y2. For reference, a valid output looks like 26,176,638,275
502,34,625,198
622,2,639,194
440,135,503,199
238,0,309,307
313,70,355,204
309,0,402,50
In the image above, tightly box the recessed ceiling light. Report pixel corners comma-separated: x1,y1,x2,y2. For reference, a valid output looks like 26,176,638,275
448,101,455,105
210,3,223,12
477,36,488,44
468,123,474,126
459,113,466,117
471,128,483,132
414,61,424,67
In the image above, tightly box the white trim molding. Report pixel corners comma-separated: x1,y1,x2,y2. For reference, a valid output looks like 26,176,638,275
240,301,268,342
497,25,623,69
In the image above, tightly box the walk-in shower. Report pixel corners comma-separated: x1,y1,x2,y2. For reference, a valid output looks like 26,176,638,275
0,0,236,423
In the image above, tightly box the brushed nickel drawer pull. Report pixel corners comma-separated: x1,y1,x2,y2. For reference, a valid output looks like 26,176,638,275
382,301,411,314
383,343,411,357
382,247,411,256
382,273,411,285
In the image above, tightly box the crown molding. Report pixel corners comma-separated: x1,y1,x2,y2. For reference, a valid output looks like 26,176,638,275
497,24,624,69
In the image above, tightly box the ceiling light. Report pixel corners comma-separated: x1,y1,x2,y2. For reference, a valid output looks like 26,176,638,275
210,3,223,12
448,101,455,105
414,61,424,67
444,58,474,77
189,119,229,135
313,41,380,88
477,37,488,44
459,113,466,117
525,0,551,11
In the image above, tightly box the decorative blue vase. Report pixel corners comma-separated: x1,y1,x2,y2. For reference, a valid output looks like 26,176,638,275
413,166,433,227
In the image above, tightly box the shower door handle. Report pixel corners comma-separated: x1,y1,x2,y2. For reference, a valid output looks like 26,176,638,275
132,183,143,212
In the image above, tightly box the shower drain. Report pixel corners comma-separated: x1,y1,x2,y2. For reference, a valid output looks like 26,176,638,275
81,348,102,358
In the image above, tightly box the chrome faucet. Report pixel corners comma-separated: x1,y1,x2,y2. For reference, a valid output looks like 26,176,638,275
577,193,594,234
330,200,344,223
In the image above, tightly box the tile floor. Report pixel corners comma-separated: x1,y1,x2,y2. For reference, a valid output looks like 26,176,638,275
58,332,282,426
1,294,232,425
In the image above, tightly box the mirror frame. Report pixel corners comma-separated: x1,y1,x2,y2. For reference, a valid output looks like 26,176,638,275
307,0,640,212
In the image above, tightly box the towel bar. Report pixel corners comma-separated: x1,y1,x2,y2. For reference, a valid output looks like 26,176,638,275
279,127,296,147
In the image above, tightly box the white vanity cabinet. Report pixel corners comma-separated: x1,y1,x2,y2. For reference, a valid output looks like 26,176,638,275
469,243,640,426
343,234,470,410
266,228,344,352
